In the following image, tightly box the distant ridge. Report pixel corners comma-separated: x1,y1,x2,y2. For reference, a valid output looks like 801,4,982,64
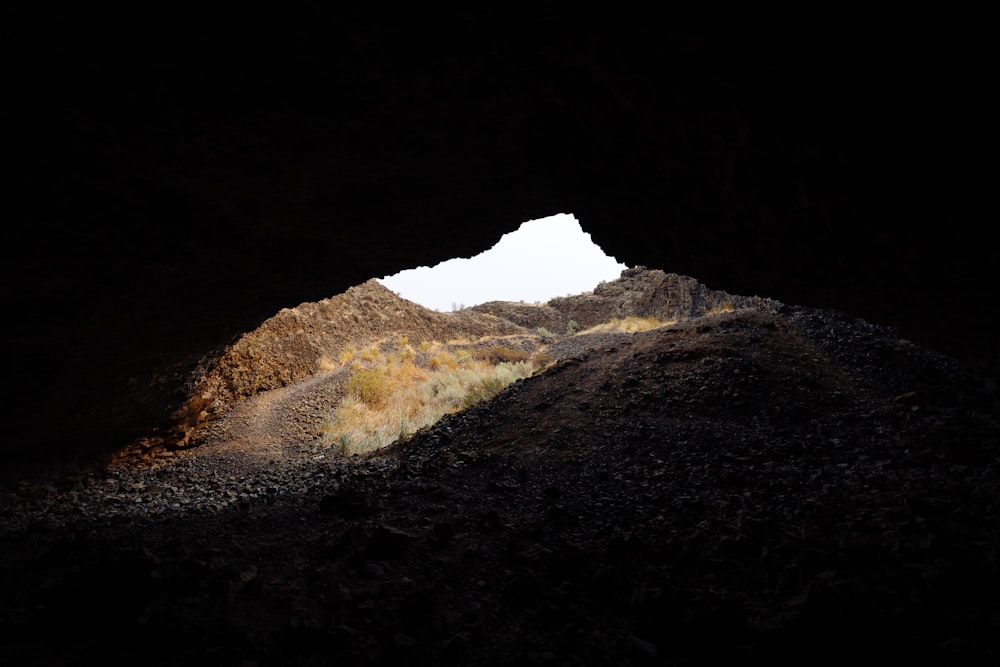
471,266,783,331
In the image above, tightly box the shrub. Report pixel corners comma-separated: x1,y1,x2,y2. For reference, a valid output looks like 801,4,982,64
473,345,531,364
343,367,390,408
494,360,532,384
565,320,579,335
532,351,554,367
462,376,507,408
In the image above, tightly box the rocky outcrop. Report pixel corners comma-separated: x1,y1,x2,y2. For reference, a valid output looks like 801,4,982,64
473,267,783,333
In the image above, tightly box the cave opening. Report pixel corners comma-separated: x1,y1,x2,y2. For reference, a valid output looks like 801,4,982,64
377,213,629,311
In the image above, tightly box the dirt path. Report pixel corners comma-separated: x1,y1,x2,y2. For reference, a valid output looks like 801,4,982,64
180,368,349,467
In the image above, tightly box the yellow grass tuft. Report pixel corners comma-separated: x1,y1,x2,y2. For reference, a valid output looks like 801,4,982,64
578,316,675,335
343,367,390,408
706,302,735,315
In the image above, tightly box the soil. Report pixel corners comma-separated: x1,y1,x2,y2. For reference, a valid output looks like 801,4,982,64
1,284,998,665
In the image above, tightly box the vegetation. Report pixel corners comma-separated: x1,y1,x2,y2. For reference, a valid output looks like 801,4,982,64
319,342,544,456
706,302,735,315
316,304,720,456
536,327,556,344
472,345,532,364
342,367,390,408
578,315,675,334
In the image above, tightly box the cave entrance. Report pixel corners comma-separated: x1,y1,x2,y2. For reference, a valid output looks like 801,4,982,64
377,213,627,311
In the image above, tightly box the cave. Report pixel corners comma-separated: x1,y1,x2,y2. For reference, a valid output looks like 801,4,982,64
3,6,996,475
3,7,1000,665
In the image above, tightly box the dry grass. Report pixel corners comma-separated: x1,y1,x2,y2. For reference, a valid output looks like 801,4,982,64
342,367,391,408
578,316,675,335
472,345,532,364
706,303,735,315
319,342,539,456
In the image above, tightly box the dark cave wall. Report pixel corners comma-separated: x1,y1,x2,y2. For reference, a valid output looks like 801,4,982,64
2,5,997,473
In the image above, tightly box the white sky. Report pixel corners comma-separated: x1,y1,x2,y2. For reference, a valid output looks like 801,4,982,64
378,213,629,311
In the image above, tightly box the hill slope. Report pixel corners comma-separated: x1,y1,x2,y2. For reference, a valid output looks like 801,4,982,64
159,279,532,449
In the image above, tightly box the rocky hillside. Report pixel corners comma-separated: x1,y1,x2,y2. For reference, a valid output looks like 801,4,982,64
162,267,778,451
471,267,782,332
165,280,530,447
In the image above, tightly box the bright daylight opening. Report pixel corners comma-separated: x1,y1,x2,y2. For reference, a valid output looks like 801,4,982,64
377,213,629,310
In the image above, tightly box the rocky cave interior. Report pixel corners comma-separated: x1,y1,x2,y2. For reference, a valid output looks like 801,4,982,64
2,6,997,474
3,7,1000,666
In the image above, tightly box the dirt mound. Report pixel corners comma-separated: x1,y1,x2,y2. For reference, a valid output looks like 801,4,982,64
166,280,529,446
